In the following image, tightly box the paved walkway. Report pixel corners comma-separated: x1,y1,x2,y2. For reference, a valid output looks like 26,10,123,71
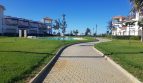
43,38,133,83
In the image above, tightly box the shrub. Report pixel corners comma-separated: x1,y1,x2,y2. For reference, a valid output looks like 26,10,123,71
112,36,141,40
130,36,141,40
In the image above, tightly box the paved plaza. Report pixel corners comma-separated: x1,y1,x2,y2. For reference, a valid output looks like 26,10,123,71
43,38,133,83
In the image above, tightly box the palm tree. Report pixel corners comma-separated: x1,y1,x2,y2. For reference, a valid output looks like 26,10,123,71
130,0,143,42
130,0,143,12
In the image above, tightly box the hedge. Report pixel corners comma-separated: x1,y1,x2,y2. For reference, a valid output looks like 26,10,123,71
112,36,141,40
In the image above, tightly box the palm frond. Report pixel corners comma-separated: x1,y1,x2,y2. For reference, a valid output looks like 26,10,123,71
130,0,142,12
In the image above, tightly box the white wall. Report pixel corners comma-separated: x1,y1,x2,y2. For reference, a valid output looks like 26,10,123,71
112,12,142,36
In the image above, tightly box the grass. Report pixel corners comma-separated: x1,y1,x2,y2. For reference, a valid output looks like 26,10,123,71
0,37,95,83
95,39,143,81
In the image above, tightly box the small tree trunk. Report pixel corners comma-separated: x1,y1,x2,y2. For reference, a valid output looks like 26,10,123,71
141,27,143,42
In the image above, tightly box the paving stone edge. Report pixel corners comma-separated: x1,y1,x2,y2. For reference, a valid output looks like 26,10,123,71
29,41,93,83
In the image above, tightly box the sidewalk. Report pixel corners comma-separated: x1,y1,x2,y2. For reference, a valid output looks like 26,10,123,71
43,38,133,83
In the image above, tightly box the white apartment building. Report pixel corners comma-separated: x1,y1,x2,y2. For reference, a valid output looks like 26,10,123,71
112,12,142,36
0,4,53,37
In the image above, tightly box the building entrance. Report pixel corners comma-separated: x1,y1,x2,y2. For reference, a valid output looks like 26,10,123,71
19,29,27,38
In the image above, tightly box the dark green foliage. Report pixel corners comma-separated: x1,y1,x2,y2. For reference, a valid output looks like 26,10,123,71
107,20,113,35
73,29,79,36
130,36,141,40
85,28,91,36
112,36,141,40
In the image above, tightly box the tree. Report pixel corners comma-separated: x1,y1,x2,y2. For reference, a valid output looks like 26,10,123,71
73,29,79,36
70,31,73,36
53,14,67,37
60,14,67,36
130,0,143,13
130,0,143,42
107,20,113,35
53,20,60,35
53,31,56,35
85,28,91,36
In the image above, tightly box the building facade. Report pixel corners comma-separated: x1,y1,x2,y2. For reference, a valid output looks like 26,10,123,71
112,12,142,36
0,4,53,37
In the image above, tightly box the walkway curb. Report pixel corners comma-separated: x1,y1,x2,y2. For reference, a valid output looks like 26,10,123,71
29,41,92,83
93,47,142,83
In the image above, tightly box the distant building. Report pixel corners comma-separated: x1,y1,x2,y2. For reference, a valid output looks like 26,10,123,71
42,17,53,34
112,13,142,36
112,16,126,36
0,4,53,37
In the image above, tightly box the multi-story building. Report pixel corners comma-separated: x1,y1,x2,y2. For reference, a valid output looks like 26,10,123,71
112,16,126,35
0,4,53,37
42,17,53,34
112,12,142,36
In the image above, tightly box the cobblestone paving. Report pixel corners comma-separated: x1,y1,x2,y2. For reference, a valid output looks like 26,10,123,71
43,38,133,83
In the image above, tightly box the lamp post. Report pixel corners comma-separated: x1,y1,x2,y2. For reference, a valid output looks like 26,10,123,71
95,24,97,38
93,27,94,37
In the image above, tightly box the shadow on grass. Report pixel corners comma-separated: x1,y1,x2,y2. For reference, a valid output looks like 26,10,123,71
105,51,143,55
97,46,143,55
0,51,54,55
107,52,143,55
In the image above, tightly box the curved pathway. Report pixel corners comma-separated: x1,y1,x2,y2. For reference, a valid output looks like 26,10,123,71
43,38,133,83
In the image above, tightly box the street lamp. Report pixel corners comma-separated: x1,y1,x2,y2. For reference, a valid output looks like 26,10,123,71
95,24,97,38
93,27,94,36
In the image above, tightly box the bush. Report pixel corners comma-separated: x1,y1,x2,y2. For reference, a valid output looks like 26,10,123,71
112,36,141,40
130,36,141,40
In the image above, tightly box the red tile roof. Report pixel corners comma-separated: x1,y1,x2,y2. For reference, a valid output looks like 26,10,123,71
112,16,126,19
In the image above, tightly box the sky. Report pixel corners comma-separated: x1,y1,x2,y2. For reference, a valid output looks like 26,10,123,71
0,0,131,34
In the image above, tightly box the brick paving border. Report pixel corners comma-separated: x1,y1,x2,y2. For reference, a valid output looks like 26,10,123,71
29,43,76,83
29,41,94,83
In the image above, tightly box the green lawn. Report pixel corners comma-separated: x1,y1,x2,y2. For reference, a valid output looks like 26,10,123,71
95,40,143,81
0,37,95,83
